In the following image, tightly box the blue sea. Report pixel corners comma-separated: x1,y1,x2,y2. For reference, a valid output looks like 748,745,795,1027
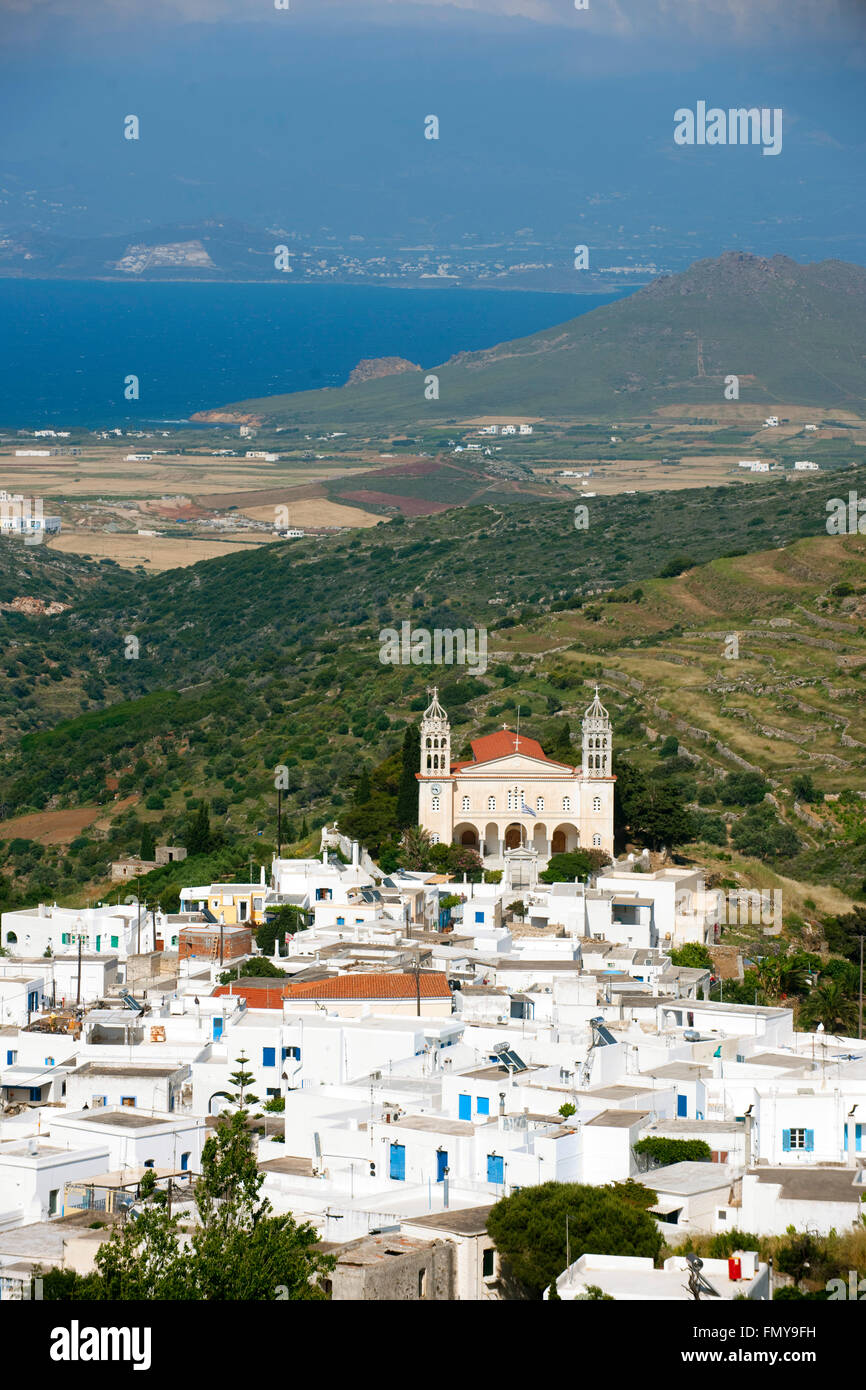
0,281,631,429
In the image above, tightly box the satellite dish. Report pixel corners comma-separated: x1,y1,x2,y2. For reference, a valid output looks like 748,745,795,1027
685,1253,721,1300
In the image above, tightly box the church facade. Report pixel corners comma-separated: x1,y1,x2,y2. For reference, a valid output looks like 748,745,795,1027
416,687,615,868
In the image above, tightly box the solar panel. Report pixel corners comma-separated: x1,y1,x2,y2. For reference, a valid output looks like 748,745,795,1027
493,1042,528,1073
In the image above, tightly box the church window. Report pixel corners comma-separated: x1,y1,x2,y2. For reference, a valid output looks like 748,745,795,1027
487,796,496,812
431,796,440,813
462,796,470,813
592,834,601,847
431,833,440,845
593,796,601,812
562,796,571,813
536,797,544,813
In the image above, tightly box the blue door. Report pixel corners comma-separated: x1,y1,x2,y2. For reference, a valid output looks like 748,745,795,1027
390,1143,406,1181
458,1093,471,1121
212,1017,224,1040
487,1154,504,1185
677,1093,688,1117
27,992,38,1012
436,1150,448,1182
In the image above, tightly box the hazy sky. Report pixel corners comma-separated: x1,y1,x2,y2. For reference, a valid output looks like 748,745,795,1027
1,0,863,264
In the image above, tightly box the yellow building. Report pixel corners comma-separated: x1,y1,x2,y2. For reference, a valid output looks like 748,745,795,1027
417,688,615,867
179,881,269,927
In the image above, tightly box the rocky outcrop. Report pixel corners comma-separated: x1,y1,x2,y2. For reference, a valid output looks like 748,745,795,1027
188,410,264,424
0,596,70,617
346,357,422,386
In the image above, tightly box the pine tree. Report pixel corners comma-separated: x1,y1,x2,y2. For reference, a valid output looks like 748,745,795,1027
140,823,156,861
549,719,574,762
185,800,212,856
354,768,372,805
396,724,420,828
228,1052,259,1111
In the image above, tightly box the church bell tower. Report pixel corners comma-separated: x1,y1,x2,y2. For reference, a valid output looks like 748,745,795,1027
421,687,451,776
582,687,612,778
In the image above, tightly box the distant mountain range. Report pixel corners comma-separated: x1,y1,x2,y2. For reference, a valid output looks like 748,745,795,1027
199,253,866,426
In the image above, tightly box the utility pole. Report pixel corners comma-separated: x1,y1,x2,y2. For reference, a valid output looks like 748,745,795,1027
414,949,421,1017
277,787,282,858
859,935,864,1041
136,877,141,956
219,914,225,970
76,926,82,1007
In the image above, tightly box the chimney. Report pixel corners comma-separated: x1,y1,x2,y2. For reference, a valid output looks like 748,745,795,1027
744,1106,754,1167
352,841,359,869
260,865,266,886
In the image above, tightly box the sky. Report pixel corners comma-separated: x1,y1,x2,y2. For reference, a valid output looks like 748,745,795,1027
0,0,864,266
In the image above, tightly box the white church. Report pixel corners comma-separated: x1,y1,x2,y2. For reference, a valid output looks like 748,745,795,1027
416,686,615,874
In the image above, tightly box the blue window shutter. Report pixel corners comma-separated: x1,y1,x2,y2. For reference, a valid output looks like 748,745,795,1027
805,1130,814,1153
5,1051,12,1065
476,1096,490,1116
782,1129,791,1152
475,911,484,924
262,1047,276,1067
458,1093,471,1121
858,1124,863,1154
487,1154,504,1184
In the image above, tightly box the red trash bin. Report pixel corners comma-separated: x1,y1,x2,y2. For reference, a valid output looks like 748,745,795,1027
728,1256,742,1281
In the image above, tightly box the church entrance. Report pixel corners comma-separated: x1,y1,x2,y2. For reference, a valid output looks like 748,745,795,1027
505,823,523,850
456,824,479,849
551,829,567,854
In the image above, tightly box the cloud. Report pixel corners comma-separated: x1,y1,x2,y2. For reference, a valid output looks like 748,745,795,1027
1,0,864,46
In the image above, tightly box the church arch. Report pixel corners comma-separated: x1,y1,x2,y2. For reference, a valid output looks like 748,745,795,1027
504,822,524,851
453,821,479,850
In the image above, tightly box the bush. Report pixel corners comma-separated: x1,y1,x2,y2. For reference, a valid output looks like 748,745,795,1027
487,1181,663,1298
633,1137,712,1166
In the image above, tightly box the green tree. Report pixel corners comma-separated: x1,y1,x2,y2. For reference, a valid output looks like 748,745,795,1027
185,801,213,856
398,825,434,871
228,1052,259,1111
633,1137,712,1166
256,904,307,953
140,823,156,861
669,944,713,970
792,773,819,804
94,1170,189,1300
396,724,420,828
799,979,859,1035
540,851,594,884
93,1112,333,1300
487,1181,662,1299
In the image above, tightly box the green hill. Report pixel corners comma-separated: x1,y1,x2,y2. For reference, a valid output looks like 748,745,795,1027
199,253,866,428
2,465,866,914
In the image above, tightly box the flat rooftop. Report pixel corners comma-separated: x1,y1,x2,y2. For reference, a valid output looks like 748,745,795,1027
585,1109,650,1129
403,1204,493,1236
390,1115,475,1137
72,1063,180,1078
749,1167,862,1203
68,1110,167,1130
640,1161,733,1196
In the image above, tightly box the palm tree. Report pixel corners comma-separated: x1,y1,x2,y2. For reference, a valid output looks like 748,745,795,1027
398,825,434,871
799,980,859,1035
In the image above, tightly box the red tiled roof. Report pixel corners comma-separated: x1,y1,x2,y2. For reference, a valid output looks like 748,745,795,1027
467,729,572,768
284,971,452,1000
212,983,288,1009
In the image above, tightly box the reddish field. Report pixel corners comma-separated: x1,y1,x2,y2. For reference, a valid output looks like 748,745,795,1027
338,490,453,515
